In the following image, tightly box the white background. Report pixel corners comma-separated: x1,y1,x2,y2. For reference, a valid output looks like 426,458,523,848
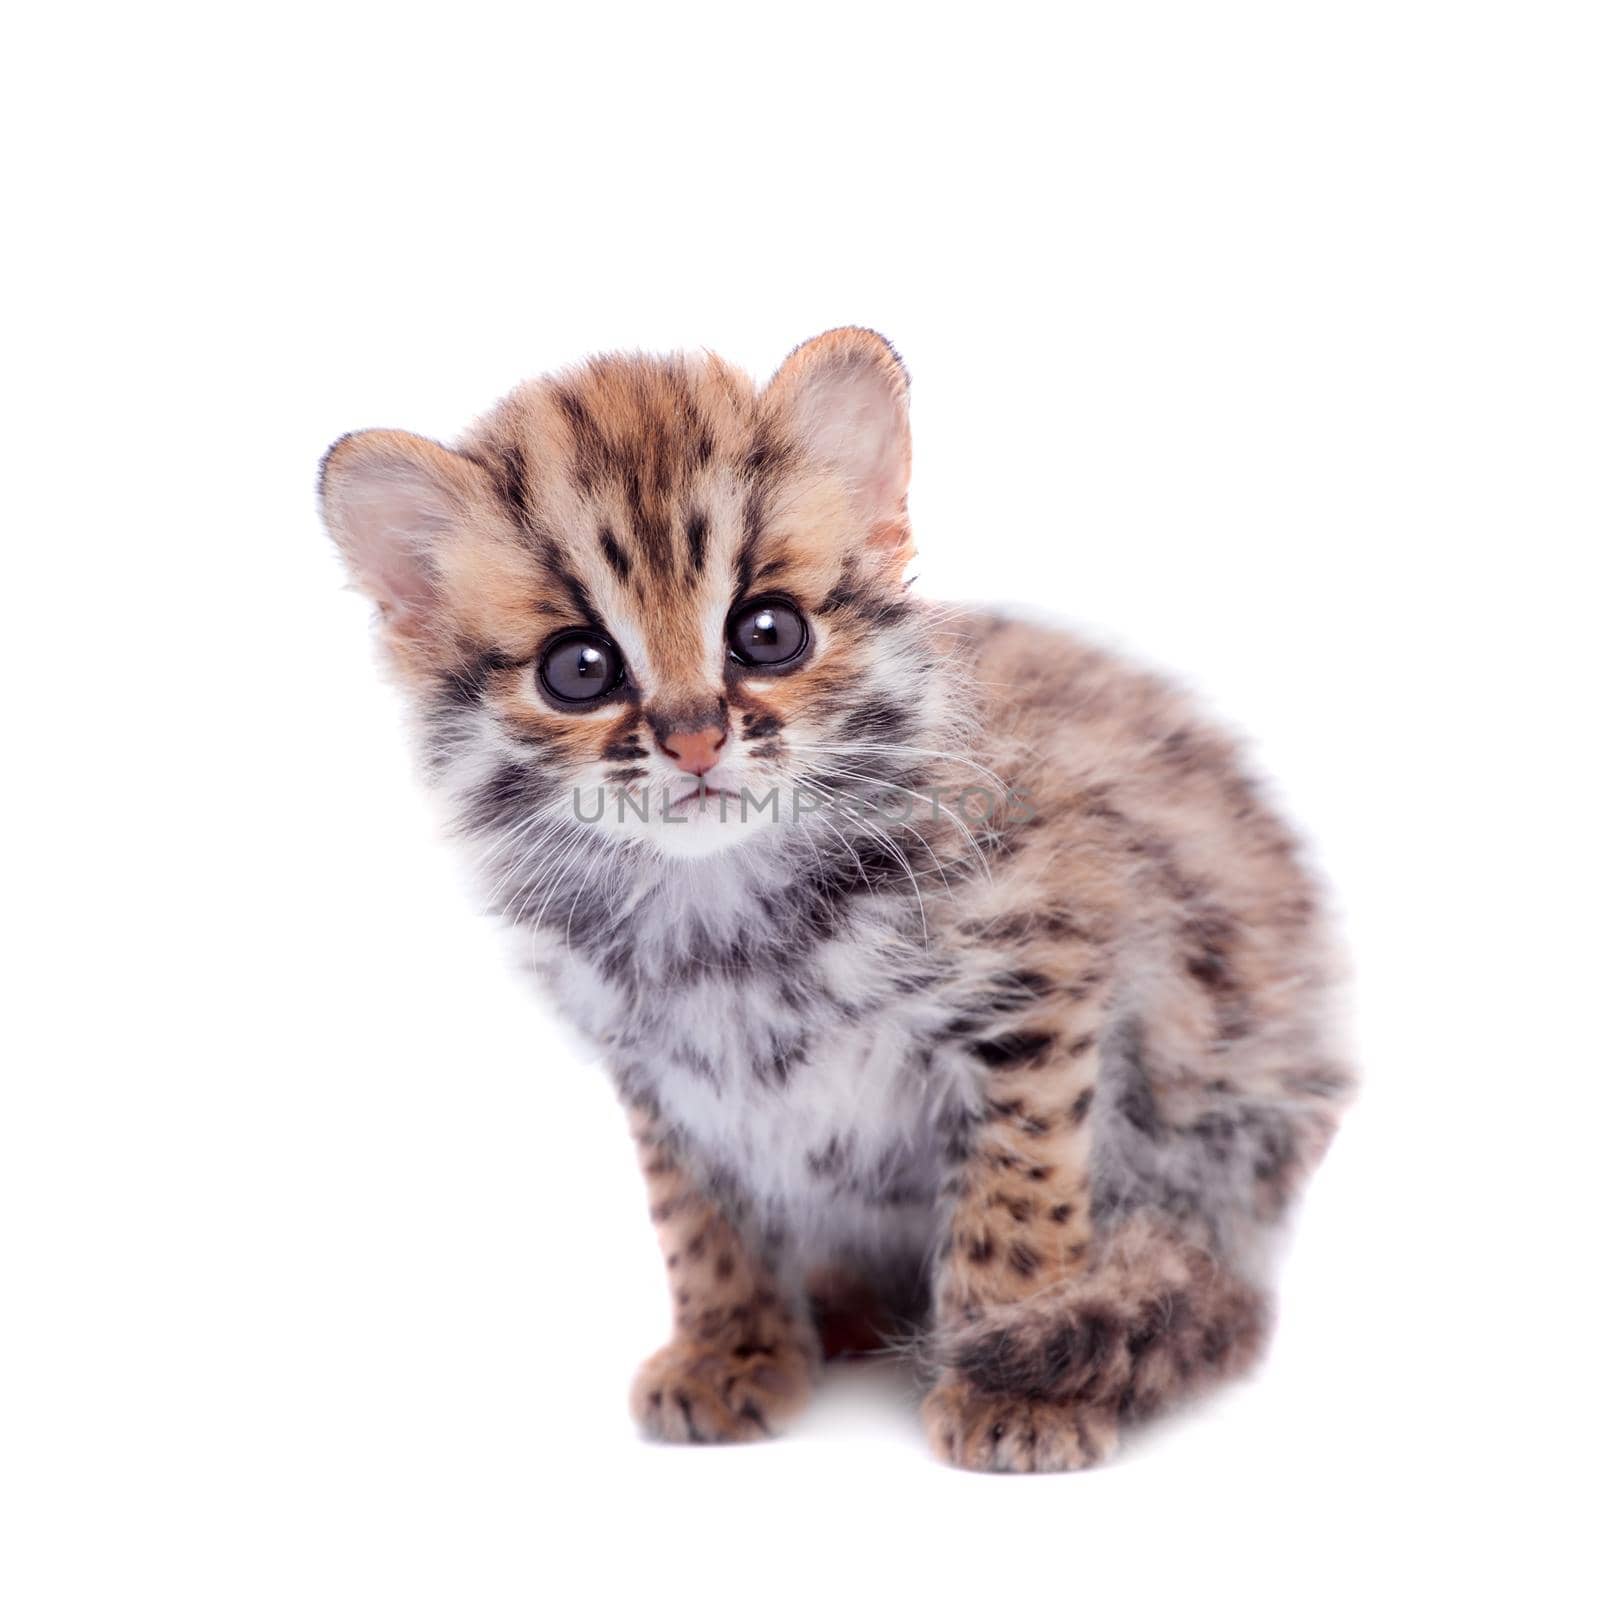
4,3,1596,1595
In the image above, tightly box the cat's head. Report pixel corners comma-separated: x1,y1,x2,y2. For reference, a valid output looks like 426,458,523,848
319,329,962,900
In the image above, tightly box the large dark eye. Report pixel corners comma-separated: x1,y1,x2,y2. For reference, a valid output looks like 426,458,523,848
727,598,808,668
539,630,624,705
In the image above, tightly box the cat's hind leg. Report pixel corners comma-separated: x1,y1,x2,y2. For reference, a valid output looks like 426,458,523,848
923,996,1273,1471
924,1210,1268,1470
925,985,1130,1469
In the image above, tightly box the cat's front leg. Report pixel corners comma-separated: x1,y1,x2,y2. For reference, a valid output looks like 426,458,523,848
625,1102,817,1444
924,1014,1117,1472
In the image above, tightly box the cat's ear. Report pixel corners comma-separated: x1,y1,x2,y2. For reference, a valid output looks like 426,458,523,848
766,328,911,551
317,430,493,633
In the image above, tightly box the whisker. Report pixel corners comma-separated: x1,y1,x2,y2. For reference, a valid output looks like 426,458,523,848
794,757,994,885
789,740,1008,794
791,775,931,944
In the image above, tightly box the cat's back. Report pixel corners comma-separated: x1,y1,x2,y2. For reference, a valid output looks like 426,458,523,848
954,606,1253,802
950,605,1330,972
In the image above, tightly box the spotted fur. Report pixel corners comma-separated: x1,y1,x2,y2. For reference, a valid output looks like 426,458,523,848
319,328,1354,1472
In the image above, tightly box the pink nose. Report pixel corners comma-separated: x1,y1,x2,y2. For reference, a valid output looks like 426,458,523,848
659,725,726,776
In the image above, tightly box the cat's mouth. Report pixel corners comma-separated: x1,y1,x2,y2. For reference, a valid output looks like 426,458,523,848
666,784,738,815
629,774,783,860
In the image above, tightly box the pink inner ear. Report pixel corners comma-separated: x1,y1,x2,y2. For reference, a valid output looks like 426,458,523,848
864,518,908,554
330,461,454,620
795,363,910,523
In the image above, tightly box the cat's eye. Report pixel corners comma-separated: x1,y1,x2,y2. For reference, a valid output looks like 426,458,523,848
727,597,808,668
539,630,624,706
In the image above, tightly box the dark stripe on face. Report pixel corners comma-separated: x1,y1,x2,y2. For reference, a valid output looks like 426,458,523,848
599,708,645,762
624,465,673,573
743,429,792,482
816,570,860,614
662,365,716,468
734,423,794,597
538,546,603,629
436,646,517,708
735,496,762,596
838,699,910,743
599,526,632,582
685,509,708,573
555,388,613,494
816,567,913,626
499,442,532,529
460,441,537,539
466,759,559,833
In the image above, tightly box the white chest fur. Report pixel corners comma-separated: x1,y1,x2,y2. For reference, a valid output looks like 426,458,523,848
536,909,981,1276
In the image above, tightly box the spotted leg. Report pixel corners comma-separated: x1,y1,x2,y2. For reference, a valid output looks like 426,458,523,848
626,1102,817,1444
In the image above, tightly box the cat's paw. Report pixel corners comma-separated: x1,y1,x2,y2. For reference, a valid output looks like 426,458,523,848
630,1336,814,1444
922,1374,1119,1472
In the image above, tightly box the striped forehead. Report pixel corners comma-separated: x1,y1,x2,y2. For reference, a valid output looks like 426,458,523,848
461,359,759,690
566,488,740,698
456,353,854,702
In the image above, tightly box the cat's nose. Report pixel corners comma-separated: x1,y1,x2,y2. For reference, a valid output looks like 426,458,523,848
658,724,727,776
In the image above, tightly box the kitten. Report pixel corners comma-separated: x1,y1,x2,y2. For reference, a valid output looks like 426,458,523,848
318,328,1353,1471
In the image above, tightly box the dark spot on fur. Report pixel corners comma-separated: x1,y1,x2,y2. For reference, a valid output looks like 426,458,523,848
972,1032,1057,1070
1008,1242,1040,1277
805,1136,849,1179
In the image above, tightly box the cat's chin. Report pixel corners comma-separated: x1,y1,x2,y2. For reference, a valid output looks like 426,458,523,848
629,801,782,863
640,817,774,862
